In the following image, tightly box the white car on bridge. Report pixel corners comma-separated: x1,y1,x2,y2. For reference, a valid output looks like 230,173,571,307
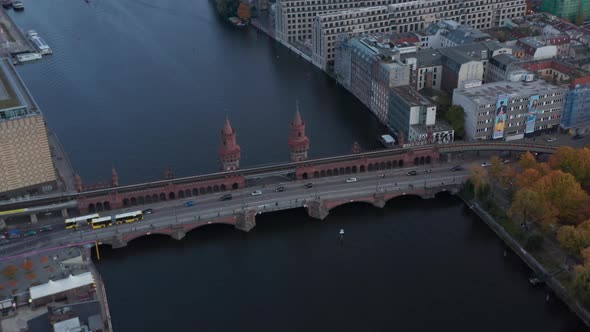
251,190,263,196
345,177,357,183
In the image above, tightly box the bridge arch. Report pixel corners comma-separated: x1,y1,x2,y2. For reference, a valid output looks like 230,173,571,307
302,173,308,179
185,189,191,197
130,197,136,205
192,188,198,196
220,184,226,191
399,160,404,167
96,202,104,212
138,196,144,205
152,194,159,202
339,167,345,175
314,171,319,178
88,203,95,213
327,169,332,176
327,199,380,212
159,193,166,201
232,183,238,190
320,170,326,177
345,166,351,174
360,165,365,172
426,156,431,164
352,165,357,173
207,186,212,193
199,187,206,194
178,190,185,199
169,192,175,200
123,198,129,207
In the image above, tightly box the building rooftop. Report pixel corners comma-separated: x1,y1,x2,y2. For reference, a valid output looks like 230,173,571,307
491,53,519,66
454,80,565,103
444,26,490,45
391,85,434,107
0,58,39,121
401,49,443,67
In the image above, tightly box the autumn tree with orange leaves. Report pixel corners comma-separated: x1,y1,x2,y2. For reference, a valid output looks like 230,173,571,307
237,2,251,21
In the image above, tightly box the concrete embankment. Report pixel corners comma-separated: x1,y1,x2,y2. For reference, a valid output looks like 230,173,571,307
462,197,590,327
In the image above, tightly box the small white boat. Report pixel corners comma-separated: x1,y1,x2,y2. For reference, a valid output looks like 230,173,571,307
27,30,52,55
15,52,42,63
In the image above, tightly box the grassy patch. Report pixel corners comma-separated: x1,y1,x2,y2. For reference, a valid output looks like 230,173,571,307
0,65,20,110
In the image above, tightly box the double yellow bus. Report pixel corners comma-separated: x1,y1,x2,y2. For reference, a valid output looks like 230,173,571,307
114,211,144,225
91,216,113,229
65,214,100,230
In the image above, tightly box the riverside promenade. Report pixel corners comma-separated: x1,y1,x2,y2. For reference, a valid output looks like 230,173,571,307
463,197,590,327
0,9,34,56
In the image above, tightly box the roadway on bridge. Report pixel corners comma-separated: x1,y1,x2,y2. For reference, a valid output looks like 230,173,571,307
0,160,479,257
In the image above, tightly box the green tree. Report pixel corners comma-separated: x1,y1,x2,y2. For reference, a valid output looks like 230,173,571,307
445,105,465,139
557,226,587,255
508,188,557,226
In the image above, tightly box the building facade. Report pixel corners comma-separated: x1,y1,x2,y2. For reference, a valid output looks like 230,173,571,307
307,0,526,70
0,59,56,195
388,86,437,141
452,80,566,140
562,77,590,131
541,0,589,23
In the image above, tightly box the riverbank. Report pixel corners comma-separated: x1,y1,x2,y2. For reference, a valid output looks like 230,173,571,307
459,194,590,327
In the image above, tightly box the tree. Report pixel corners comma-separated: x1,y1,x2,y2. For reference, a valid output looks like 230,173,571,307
557,225,588,255
573,265,590,307
549,147,590,186
237,2,251,21
530,170,590,225
518,151,537,170
470,167,489,199
515,168,541,189
445,105,465,139
582,247,590,266
508,188,557,226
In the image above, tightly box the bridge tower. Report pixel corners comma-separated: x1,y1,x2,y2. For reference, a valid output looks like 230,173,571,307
288,107,310,162
219,117,241,171
111,167,119,187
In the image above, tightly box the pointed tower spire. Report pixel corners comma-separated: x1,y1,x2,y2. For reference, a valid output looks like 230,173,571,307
111,167,119,187
288,103,310,162
218,117,241,171
352,141,361,154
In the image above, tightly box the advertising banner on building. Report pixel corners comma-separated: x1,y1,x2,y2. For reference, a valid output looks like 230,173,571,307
493,95,508,139
525,95,540,134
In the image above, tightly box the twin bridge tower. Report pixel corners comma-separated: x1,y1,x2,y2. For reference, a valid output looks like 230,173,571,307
219,110,311,171
74,111,313,190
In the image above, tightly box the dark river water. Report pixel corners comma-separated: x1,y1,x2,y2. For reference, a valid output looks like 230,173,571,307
7,0,587,330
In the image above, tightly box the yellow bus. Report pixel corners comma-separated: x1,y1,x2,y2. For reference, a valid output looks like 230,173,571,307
91,216,113,229
114,211,144,225
65,214,99,230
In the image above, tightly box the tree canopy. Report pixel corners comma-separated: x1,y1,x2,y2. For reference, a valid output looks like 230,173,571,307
237,2,251,21
444,105,465,139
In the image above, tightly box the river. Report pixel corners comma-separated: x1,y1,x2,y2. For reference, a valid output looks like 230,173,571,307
7,0,587,330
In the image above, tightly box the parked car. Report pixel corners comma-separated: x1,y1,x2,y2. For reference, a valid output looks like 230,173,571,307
251,190,262,196
407,170,417,176
275,186,285,192
39,225,53,233
345,177,357,183
184,201,194,207
303,183,313,189
546,137,557,143
12,0,22,10
143,208,154,215
219,194,232,201
24,230,36,237
573,134,585,140
481,162,492,167
451,166,464,171
501,159,511,164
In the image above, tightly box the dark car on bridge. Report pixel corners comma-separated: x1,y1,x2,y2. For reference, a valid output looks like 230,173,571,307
39,225,53,233
219,194,232,201
303,183,313,189
143,208,154,215
275,186,285,192
451,166,464,171
407,170,417,176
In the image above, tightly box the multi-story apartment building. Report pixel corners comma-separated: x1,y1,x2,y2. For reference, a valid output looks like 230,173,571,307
275,0,393,43
335,34,410,123
562,77,590,132
312,6,394,69
0,59,56,195
310,0,525,70
541,0,589,23
388,85,454,144
452,79,566,140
